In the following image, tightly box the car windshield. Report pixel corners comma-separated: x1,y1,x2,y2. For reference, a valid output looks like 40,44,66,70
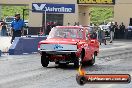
47,27,83,39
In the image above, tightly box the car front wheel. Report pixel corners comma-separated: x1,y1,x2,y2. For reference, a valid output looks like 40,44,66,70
41,54,49,67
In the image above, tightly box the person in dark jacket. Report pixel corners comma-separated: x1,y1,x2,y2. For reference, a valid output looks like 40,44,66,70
98,27,106,45
45,22,52,35
119,22,125,39
109,22,115,43
114,22,119,39
90,31,97,39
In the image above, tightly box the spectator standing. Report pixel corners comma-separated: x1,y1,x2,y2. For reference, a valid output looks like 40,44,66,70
1,22,7,36
11,13,25,43
119,22,125,39
124,26,128,39
74,22,78,26
51,22,57,28
45,22,52,35
98,27,106,45
90,31,97,39
114,22,119,39
38,28,44,36
109,22,115,43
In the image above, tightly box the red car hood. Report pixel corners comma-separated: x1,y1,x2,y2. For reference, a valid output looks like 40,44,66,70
40,38,83,45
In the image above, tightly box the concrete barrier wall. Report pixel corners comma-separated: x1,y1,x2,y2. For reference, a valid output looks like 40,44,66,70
9,36,47,55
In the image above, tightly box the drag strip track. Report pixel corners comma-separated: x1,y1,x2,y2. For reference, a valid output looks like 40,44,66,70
0,47,132,88
99,46,132,57
97,47,132,64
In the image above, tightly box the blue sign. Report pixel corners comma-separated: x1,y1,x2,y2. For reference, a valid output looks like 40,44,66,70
32,3,75,13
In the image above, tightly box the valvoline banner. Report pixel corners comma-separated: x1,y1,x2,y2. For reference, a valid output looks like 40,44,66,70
32,3,75,13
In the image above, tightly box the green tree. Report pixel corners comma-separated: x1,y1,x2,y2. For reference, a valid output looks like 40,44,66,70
2,6,29,20
90,7,113,25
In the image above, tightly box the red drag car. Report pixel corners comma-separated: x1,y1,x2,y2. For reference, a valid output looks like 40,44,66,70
38,26,99,68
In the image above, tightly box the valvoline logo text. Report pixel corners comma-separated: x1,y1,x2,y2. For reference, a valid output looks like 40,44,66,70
32,3,75,13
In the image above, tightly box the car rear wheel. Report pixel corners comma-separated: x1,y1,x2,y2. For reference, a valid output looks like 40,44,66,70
41,54,49,67
88,54,95,66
